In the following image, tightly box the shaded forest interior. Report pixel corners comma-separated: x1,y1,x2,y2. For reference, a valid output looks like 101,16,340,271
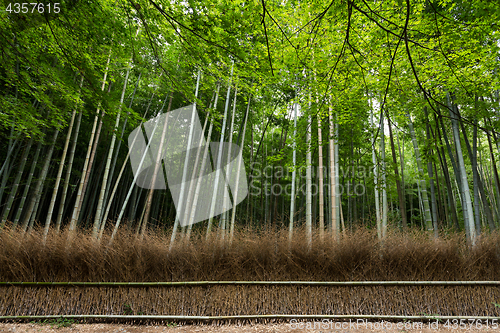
0,0,500,249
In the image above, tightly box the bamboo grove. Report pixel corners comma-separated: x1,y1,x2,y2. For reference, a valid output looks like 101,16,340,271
0,0,499,248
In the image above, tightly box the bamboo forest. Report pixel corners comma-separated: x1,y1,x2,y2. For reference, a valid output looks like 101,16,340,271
1,0,500,329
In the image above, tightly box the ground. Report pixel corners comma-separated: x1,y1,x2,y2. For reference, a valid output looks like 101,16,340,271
0,322,497,332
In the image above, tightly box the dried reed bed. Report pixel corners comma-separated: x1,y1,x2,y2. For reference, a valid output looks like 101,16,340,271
0,226,499,282
1,227,500,318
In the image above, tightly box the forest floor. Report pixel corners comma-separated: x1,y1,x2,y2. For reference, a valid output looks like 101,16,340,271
0,322,496,332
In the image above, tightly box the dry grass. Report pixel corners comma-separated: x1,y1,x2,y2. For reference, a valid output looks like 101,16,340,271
0,226,499,282
1,227,500,318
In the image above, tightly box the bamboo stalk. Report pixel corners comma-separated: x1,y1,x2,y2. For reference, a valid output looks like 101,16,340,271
328,104,337,236
407,109,433,233
229,94,251,242
219,87,238,240
289,102,298,243
305,101,312,250
206,62,234,236
92,63,131,238
2,280,500,287
0,138,32,228
170,70,202,247
186,85,220,234
380,111,388,238
44,75,85,239
370,102,381,238
69,50,112,233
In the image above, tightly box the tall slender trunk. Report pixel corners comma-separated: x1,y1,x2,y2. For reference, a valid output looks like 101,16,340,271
264,144,269,226
334,115,340,232
427,153,439,236
417,180,425,229
92,64,131,238
306,105,312,251
494,90,500,156
370,106,381,238
99,149,135,240
128,185,139,226
386,112,407,230
182,94,215,238
21,127,60,233
207,63,234,236
28,182,45,231
435,112,460,230
100,72,142,225
80,156,99,227
486,125,500,221
98,85,172,240
229,94,251,242
0,138,32,228
169,70,202,247
55,106,83,232
481,147,500,222
438,110,463,205
424,107,439,237
248,126,254,226
486,114,499,224
328,105,338,238
406,110,433,233
380,111,387,238
109,109,165,244
186,85,221,239
0,131,18,181
274,122,287,228
12,140,42,230
440,103,470,233
459,118,495,231
140,93,173,239
472,123,481,234
84,159,104,228
434,162,445,224
0,134,20,211
69,50,111,233
44,76,84,238
78,70,112,224
99,91,158,239
289,102,298,243
219,88,238,241
448,93,476,245
396,129,407,226
317,110,325,239
0,138,20,215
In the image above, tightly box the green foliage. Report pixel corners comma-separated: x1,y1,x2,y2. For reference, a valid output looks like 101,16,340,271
1,0,499,234
122,303,133,315
31,317,75,328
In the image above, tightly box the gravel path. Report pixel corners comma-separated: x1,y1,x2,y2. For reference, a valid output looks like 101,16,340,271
0,322,497,332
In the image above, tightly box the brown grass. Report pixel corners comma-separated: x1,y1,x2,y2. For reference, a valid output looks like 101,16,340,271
1,227,500,318
0,226,499,282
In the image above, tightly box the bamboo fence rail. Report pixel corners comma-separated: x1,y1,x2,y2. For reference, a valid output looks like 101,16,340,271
1,314,500,321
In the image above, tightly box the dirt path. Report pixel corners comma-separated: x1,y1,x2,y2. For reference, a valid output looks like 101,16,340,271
0,322,497,332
